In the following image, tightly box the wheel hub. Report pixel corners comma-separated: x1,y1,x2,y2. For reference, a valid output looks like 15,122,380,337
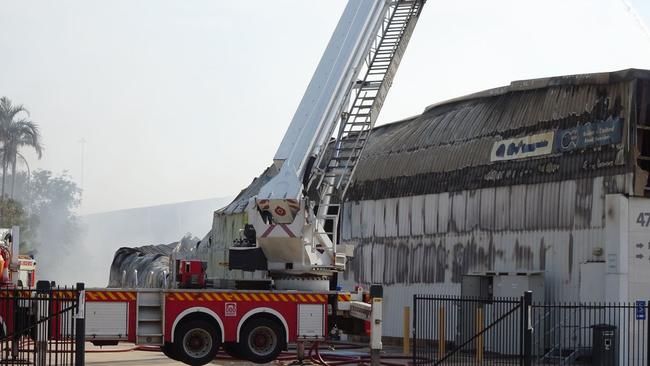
183,328,212,358
248,326,277,356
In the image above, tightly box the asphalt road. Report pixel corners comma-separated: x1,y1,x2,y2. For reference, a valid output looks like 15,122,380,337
85,350,258,365
84,344,267,365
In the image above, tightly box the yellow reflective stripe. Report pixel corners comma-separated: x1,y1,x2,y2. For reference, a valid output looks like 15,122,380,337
213,293,223,301
174,293,184,301
287,294,297,302
278,294,288,302
203,293,213,301
96,292,107,300
306,294,316,303
317,295,327,302
269,294,279,302
106,292,118,300
241,293,251,301
251,293,260,301
297,294,307,302
127,293,137,301
183,293,193,301
259,293,270,302
232,293,242,301
222,293,232,301
116,292,128,301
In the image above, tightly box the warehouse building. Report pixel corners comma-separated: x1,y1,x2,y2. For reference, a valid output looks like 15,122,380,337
337,68,650,336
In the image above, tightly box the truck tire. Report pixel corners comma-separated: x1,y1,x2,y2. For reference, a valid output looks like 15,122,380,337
240,318,285,364
222,342,244,359
161,343,180,362
173,320,220,366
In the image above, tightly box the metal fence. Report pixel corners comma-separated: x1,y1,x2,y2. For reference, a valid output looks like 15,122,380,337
413,293,649,365
412,294,524,365
0,282,85,366
531,302,649,365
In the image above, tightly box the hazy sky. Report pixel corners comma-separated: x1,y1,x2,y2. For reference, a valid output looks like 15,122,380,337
1,0,649,214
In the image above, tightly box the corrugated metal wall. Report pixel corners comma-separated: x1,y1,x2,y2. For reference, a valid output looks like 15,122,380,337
340,176,628,336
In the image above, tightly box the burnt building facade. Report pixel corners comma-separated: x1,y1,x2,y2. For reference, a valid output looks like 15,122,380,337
339,69,650,336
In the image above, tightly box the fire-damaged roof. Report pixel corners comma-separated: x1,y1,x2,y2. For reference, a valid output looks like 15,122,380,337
346,68,650,201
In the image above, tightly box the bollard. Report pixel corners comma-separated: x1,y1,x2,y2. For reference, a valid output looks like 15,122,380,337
369,284,383,366
403,306,410,355
438,307,446,356
476,308,483,362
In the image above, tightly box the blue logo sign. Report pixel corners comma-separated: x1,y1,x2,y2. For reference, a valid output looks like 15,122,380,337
555,117,622,152
636,300,646,320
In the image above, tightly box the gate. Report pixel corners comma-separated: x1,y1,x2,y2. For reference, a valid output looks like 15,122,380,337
0,282,85,365
414,292,650,365
530,302,649,365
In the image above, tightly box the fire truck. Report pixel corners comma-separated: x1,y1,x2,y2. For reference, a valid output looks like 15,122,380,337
0,227,36,288
1,1,425,365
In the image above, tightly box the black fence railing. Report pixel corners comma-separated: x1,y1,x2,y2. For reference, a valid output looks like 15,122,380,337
531,302,649,365
0,282,85,366
412,294,523,365
413,293,650,365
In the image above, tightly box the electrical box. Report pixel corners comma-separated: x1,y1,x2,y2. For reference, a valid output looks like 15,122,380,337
460,272,545,355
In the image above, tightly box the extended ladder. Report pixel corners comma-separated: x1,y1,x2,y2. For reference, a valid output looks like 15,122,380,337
311,0,426,242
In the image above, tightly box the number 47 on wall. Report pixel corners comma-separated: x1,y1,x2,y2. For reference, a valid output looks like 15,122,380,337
636,212,650,227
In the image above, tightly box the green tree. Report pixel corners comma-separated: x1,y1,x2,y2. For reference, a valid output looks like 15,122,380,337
0,197,36,251
0,97,43,198
12,170,82,253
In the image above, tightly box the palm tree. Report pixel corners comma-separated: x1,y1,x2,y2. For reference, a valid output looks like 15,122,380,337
0,97,42,198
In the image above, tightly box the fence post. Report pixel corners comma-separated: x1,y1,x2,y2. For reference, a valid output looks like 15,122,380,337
476,307,484,362
438,306,446,356
412,295,416,365
403,306,410,355
75,282,85,366
35,281,51,366
522,291,532,366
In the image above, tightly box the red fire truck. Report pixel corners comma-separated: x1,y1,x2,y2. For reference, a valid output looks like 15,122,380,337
1,1,424,364
83,283,362,365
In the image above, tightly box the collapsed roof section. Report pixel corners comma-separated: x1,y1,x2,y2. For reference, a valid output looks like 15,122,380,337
347,68,650,201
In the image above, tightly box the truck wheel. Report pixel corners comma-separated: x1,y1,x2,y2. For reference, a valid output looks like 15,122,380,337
222,342,243,359
161,343,180,362
240,318,285,364
173,320,220,366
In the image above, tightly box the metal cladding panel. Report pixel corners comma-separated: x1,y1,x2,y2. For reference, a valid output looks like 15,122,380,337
503,185,527,230
361,200,375,238
373,200,386,238
423,194,438,234
384,198,398,237
437,193,450,233
398,197,411,237
479,188,495,230
411,195,425,236
450,192,466,232
351,202,362,239
496,186,512,230
558,180,577,229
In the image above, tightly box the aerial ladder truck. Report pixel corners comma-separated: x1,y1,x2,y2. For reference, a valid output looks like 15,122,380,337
0,1,425,364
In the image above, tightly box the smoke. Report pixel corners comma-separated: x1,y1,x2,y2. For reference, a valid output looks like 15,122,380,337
619,0,650,44
78,196,232,287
